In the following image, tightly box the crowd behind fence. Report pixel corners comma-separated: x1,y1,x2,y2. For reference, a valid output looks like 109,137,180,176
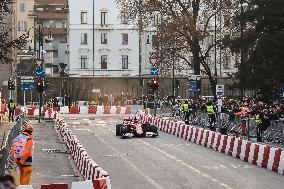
165,97,284,145
173,109,284,145
0,114,24,175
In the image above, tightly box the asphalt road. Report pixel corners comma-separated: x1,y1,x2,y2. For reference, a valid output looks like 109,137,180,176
62,115,284,189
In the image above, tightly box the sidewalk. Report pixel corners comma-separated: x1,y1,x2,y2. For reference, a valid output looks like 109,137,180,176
29,120,81,188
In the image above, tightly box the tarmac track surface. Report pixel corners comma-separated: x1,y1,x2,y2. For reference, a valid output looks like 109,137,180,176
62,115,284,189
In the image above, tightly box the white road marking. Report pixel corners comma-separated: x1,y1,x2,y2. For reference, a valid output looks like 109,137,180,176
97,121,107,124
231,164,242,169
72,122,80,125
42,149,57,151
70,117,77,120
105,153,128,157
109,120,118,123
60,174,76,177
82,118,90,121
74,128,92,132
204,164,253,170
91,132,164,189
138,139,234,189
160,143,190,147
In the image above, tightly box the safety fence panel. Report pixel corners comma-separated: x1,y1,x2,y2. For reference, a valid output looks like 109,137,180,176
0,113,25,175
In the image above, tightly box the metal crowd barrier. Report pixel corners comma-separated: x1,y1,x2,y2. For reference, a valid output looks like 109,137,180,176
188,111,284,144
0,114,24,176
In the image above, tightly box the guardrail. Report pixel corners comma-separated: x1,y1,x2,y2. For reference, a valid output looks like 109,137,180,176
0,114,25,175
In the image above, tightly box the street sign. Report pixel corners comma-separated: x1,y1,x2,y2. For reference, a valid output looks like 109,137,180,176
20,84,34,90
21,77,35,90
150,68,158,76
35,68,45,77
188,81,197,92
216,85,225,96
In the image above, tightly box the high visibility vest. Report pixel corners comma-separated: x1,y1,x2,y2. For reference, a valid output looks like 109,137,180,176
11,132,33,166
255,114,262,125
206,105,215,114
183,104,189,112
9,102,15,109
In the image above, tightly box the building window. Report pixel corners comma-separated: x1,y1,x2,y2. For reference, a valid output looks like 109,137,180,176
81,12,88,24
152,35,158,49
122,33,128,45
101,12,107,26
101,33,107,44
50,20,56,28
81,56,87,69
121,11,128,24
18,21,27,31
81,33,88,44
53,51,58,58
122,55,128,69
101,55,107,69
20,3,25,12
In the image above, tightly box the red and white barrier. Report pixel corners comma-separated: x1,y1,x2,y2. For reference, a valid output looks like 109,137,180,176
143,114,284,175
54,113,111,188
71,179,109,189
23,106,134,117
18,178,111,189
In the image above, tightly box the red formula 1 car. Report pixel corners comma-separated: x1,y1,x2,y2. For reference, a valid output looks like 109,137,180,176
116,116,158,139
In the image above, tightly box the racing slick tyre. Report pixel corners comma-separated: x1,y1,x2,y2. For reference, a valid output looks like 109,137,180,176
120,125,128,139
149,125,158,137
116,124,124,136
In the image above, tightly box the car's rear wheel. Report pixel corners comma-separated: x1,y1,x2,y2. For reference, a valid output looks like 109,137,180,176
116,124,124,136
120,125,128,139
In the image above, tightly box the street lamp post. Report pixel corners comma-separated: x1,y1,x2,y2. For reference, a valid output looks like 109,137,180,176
172,50,175,103
34,23,53,123
214,0,218,77
92,0,95,77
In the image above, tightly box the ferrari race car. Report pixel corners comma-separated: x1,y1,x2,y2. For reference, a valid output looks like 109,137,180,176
116,116,158,139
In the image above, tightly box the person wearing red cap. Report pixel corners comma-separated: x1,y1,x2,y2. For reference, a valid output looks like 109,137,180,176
10,120,34,185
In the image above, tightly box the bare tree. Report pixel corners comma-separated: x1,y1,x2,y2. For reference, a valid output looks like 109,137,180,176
0,0,28,64
116,0,239,95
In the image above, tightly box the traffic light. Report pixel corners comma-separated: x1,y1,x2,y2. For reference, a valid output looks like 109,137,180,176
36,79,44,93
176,79,181,89
8,79,15,90
151,78,159,91
36,79,50,93
44,80,50,91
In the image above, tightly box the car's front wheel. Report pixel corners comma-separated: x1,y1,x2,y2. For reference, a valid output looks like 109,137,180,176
116,124,124,136
149,125,158,137
120,125,128,139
